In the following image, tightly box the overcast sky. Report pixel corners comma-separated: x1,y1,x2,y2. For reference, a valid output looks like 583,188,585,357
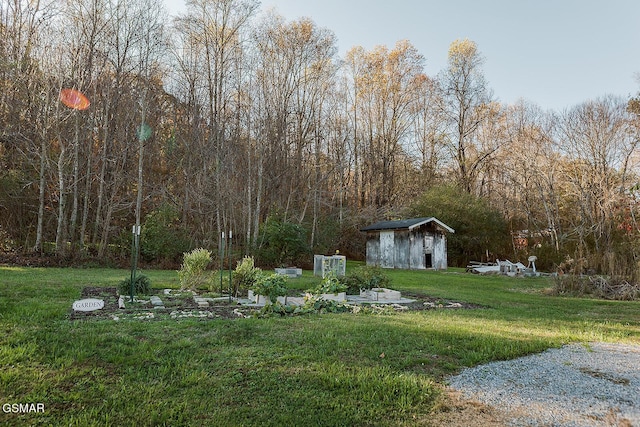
165,0,640,112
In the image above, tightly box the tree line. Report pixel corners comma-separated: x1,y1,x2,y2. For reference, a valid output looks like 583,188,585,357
1,0,639,274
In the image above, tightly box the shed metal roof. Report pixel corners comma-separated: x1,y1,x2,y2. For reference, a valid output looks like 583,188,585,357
360,217,455,233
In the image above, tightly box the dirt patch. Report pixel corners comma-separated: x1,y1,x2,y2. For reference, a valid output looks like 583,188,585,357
425,390,509,427
401,292,483,311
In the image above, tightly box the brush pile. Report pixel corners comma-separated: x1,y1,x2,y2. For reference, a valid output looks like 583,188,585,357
552,275,640,300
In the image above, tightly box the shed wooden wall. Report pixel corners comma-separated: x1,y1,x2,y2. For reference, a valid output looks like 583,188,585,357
365,223,448,270
430,231,448,269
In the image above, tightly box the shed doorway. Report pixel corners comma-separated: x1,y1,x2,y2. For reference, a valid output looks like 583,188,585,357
425,253,433,268
424,235,433,268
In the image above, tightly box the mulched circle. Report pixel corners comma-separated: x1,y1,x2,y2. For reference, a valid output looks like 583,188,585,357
69,287,482,321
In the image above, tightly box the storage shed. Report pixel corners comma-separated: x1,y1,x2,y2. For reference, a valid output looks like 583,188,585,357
360,217,454,270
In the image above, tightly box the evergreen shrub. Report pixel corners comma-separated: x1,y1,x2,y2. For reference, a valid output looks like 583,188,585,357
178,248,212,290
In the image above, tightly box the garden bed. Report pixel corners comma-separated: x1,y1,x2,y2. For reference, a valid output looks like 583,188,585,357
70,287,247,320
70,287,482,321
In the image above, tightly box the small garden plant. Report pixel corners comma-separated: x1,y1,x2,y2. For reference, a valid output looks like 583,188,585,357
308,273,348,295
178,248,212,291
340,265,391,294
118,274,151,296
251,273,288,303
258,297,353,317
232,256,262,297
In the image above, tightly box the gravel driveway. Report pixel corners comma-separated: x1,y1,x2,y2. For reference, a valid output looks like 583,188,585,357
447,342,640,426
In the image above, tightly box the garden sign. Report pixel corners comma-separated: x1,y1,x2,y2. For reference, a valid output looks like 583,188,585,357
72,298,105,312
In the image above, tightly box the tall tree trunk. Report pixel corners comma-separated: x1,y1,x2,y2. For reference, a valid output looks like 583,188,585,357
135,93,147,231
55,142,67,256
98,200,114,258
69,114,80,251
79,142,92,250
92,101,111,244
252,154,263,249
245,140,253,251
33,135,46,254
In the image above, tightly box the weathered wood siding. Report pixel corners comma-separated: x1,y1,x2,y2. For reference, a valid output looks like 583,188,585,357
379,230,395,268
365,233,380,266
409,229,426,269
365,223,449,270
432,231,448,269
393,230,410,269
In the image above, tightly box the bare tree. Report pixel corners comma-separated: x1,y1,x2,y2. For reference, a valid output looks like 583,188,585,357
251,13,337,242
0,0,58,253
345,40,425,209
556,96,636,273
408,73,448,190
438,38,493,194
132,0,168,245
170,0,257,252
488,101,561,254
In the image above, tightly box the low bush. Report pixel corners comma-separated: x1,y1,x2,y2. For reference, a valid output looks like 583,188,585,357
251,273,288,303
118,274,151,296
257,296,352,317
308,273,347,295
302,295,352,313
232,256,262,297
340,265,391,294
178,248,212,290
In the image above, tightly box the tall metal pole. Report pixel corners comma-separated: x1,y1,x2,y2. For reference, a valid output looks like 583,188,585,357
130,225,140,302
228,230,232,302
219,231,225,295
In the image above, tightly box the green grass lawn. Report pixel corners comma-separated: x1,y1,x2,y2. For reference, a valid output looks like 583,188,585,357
1,264,638,426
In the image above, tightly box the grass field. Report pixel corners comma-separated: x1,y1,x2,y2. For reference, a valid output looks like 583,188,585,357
1,263,639,426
